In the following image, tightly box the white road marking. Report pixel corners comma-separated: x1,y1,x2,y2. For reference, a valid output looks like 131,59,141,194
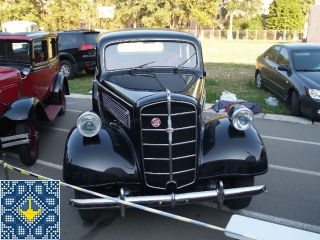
236,209,320,234
66,109,83,113
43,126,71,133
37,159,63,170
261,135,320,146
269,164,320,177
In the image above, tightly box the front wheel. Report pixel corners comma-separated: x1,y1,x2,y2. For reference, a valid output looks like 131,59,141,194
74,190,118,223
291,91,300,116
74,190,101,222
255,72,263,89
224,176,254,210
60,60,75,79
58,83,67,116
16,113,39,166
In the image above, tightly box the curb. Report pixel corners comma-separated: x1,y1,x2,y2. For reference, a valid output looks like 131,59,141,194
68,94,320,126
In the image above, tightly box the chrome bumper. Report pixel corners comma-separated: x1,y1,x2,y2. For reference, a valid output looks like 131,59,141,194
0,133,29,148
70,182,266,210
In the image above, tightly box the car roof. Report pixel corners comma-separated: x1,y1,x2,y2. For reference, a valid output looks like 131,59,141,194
98,29,201,46
0,31,57,41
276,43,320,50
56,30,99,35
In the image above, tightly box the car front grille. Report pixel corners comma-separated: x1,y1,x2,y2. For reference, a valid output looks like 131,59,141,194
140,94,197,190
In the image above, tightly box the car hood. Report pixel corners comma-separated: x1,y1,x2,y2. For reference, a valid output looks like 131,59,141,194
296,71,320,88
101,71,204,108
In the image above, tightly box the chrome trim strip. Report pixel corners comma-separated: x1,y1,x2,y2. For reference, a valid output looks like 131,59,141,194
102,93,130,128
141,111,196,117
166,89,173,182
142,125,196,132
142,140,196,146
1,134,29,148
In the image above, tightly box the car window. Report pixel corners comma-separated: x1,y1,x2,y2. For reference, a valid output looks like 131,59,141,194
83,33,99,45
34,40,48,63
59,33,84,49
293,50,320,71
49,37,59,59
0,41,31,63
276,47,289,66
104,41,197,70
264,46,280,63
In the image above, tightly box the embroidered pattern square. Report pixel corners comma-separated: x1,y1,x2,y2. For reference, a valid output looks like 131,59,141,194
1,180,60,239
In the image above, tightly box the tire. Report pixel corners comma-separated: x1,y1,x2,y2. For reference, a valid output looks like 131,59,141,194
255,72,263,89
16,113,39,166
74,190,118,223
291,91,300,116
60,60,75,79
74,190,101,222
224,176,254,210
58,83,66,116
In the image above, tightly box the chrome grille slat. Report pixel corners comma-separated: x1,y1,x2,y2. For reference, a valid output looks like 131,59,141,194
142,125,196,131
143,140,196,146
102,93,130,128
140,99,197,190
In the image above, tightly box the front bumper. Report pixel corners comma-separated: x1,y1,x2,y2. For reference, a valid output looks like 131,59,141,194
70,181,266,211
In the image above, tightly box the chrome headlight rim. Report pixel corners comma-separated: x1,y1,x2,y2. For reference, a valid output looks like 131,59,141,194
308,89,320,100
76,111,102,137
228,105,254,131
22,67,31,76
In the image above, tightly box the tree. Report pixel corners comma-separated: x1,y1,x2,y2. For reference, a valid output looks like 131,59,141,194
0,0,43,24
223,0,263,39
265,0,305,30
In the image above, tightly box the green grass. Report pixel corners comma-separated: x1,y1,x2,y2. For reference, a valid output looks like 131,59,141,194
69,39,291,115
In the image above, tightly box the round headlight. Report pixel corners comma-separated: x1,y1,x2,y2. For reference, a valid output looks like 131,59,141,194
228,105,254,131
22,68,30,76
77,111,101,137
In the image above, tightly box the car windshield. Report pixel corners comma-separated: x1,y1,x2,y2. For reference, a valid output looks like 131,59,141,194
0,40,31,63
293,50,320,71
104,41,197,70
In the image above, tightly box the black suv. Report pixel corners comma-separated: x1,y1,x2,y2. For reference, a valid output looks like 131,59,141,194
57,30,99,79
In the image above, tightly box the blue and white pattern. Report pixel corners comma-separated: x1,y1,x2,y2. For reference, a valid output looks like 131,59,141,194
1,180,60,240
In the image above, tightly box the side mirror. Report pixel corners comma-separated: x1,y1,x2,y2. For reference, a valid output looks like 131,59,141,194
278,64,292,76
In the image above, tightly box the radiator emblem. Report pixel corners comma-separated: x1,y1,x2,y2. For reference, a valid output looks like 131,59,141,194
151,117,161,127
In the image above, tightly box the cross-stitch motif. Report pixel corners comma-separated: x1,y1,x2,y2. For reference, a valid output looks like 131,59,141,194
1,180,60,239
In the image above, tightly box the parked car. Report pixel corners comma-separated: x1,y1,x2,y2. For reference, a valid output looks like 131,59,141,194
255,43,320,120
63,29,268,222
57,30,99,79
0,32,69,165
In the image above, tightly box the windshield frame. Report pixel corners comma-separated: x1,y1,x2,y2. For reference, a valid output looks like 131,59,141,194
103,40,198,71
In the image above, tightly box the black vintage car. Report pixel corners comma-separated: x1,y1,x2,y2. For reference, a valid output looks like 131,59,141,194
63,29,268,221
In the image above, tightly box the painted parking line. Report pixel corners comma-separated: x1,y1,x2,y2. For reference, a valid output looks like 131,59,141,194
269,164,320,177
261,135,320,146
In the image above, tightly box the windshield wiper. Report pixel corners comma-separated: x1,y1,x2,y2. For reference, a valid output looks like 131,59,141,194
174,53,196,72
133,61,156,69
129,61,156,75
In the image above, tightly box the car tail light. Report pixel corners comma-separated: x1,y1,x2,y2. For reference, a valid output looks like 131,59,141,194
79,44,94,50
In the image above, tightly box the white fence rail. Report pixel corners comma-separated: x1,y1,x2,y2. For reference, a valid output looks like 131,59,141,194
186,29,304,41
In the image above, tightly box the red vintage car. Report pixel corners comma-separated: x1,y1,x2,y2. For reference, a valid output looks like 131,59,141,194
0,32,69,165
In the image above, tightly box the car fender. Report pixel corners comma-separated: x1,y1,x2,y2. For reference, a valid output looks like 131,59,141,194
59,52,77,64
199,118,268,179
63,126,141,187
48,72,70,105
1,97,42,122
